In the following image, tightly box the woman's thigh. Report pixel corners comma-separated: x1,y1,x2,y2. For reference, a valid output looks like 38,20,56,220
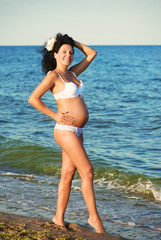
54,129,92,175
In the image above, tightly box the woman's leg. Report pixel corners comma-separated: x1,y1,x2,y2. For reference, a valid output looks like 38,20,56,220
54,129,105,233
53,150,76,226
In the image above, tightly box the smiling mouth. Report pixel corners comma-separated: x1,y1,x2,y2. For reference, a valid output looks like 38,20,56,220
64,58,72,63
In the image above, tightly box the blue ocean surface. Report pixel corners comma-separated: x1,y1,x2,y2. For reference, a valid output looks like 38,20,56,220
0,45,161,240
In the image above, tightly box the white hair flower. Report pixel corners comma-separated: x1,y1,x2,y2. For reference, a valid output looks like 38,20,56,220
46,38,56,51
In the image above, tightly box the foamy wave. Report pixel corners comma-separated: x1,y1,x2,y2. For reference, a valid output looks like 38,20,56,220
112,220,161,232
125,178,161,201
113,220,138,227
94,177,161,201
151,188,161,201
72,186,81,191
1,172,38,179
149,226,161,232
0,172,41,183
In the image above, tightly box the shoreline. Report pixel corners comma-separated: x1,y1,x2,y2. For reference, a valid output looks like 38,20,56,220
0,212,127,240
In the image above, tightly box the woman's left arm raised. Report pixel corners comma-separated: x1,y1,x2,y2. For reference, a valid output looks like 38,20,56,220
69,40,97,77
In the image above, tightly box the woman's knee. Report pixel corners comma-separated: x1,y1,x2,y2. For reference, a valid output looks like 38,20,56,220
61,168,76,182
80,165,94,180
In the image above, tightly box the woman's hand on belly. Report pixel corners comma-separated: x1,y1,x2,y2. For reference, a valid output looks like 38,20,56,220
55,111,75,125
56,97,88,127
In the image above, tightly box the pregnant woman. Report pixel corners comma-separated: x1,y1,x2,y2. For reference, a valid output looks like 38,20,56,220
28,33,105,233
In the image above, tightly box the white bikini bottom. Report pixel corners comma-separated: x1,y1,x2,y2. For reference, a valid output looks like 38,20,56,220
55,123,83,136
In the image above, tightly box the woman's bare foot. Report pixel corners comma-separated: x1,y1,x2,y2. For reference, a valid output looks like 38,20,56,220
88,217,105,233
52,216,65,227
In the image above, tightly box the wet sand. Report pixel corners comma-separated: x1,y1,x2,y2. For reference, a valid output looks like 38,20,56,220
0,212,127,239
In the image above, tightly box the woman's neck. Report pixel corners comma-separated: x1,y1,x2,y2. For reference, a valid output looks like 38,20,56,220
55,65,68,75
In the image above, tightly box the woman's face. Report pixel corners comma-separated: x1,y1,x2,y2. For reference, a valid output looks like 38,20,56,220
54,44,74,66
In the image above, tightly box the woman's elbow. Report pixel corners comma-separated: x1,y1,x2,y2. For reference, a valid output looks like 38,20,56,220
93,49,97,57
89,50,97,61
28,95,35,105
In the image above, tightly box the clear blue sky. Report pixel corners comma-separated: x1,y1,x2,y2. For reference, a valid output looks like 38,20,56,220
0,0,161,45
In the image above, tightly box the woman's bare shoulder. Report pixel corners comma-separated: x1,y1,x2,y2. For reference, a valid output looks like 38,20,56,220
46,70,58,79
43,70,59,84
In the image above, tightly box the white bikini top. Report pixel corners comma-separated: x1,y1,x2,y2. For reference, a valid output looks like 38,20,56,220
53,71,84,100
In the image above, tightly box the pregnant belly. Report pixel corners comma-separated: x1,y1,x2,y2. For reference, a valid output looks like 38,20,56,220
57,97,89,128
71,106,89,127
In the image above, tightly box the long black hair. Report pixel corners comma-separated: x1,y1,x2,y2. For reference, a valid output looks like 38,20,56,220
41,33,75,74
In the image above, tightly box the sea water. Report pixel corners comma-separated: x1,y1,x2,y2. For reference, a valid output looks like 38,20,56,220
0,45,161,240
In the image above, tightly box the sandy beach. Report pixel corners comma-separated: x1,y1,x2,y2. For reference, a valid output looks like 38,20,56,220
0,212,127,240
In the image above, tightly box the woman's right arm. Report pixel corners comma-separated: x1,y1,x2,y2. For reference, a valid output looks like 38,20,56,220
28,72,58,120
28,72,74,124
